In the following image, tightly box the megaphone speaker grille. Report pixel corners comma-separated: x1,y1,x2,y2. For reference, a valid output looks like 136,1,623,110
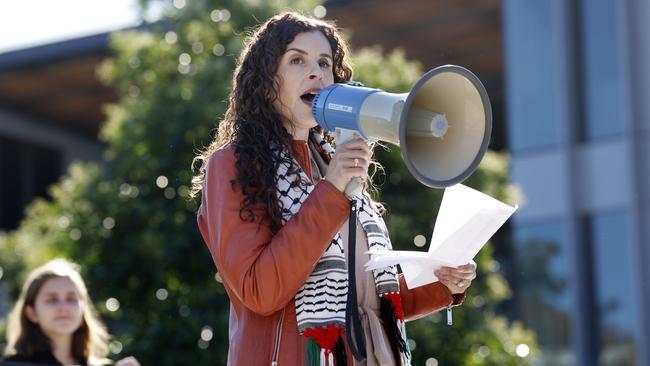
400,65,492,188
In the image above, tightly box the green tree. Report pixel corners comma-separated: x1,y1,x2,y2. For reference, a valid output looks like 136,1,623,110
0,1,538,365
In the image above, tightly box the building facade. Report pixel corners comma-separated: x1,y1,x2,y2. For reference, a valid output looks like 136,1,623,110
0,33,112,230
503,0,650,364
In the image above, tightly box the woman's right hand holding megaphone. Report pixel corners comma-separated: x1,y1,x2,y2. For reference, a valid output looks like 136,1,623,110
324,139,371,193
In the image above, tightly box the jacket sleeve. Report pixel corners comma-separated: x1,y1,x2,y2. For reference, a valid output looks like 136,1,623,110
197,148,350,316
398,274,467,322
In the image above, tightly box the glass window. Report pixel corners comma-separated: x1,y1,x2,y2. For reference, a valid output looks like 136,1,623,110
586,211,639,365
503,0,560,152
0,136,62,230
578,0,626,141
513,220,575,365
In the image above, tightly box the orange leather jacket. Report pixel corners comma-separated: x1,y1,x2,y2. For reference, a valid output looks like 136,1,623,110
197,141,464,365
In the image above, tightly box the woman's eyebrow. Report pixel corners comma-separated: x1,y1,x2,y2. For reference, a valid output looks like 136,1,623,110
286,48,332,60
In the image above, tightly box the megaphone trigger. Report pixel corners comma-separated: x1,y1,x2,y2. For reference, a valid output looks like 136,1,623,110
334,128,361,145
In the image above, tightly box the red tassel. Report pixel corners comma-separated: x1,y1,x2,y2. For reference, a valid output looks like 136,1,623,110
303,324,346,351
382,292,404,321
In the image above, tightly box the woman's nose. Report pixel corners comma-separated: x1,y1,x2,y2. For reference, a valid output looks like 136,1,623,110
57,301,76,310
308,63,323,80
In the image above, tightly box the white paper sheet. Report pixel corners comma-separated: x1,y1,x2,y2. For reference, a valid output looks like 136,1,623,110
365,184,517,289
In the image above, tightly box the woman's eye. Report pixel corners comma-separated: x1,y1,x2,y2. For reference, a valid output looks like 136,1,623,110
319,61,331,68
45,298,57,304
290,57,303,64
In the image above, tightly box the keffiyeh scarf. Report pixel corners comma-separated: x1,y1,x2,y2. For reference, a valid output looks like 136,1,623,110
275,131,411,366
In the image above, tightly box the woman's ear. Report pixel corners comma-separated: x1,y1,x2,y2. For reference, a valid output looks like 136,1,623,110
25,305,39,323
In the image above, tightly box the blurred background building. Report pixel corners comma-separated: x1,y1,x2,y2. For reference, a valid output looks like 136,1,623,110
0,33,111,229
0,0,648,365
328,2,650,365
502,1,649,365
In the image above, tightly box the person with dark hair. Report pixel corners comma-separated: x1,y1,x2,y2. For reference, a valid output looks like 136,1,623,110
193,11,477,366
1,259,139,366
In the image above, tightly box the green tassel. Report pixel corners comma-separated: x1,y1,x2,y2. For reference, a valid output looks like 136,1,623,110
305,337,320,366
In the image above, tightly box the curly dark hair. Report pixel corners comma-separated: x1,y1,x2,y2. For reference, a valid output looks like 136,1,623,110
191,12,353,233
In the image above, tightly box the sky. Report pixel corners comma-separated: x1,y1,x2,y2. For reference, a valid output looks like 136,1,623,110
0,0,143,53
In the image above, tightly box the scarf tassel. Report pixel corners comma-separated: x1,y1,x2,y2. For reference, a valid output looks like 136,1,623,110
304,325,345,366
380,293,411,364
333,334,347,366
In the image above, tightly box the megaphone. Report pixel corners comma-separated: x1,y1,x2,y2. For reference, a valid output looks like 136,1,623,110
312,64,491,197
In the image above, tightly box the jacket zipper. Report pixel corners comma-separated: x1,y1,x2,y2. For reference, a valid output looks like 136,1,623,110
446,295,456,325
271,308,286,366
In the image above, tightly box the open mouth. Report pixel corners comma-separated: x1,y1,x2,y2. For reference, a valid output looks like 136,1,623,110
300,92,317,104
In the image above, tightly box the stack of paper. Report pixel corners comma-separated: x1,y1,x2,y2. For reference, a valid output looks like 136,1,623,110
365,184,518,289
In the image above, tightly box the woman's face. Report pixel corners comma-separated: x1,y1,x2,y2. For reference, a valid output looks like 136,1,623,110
26,277,84,338
274,31,335,139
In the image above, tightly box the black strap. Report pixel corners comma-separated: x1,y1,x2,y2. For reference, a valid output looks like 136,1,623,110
345,200,367,361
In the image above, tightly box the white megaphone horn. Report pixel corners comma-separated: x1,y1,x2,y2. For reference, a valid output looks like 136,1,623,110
312,64,492,198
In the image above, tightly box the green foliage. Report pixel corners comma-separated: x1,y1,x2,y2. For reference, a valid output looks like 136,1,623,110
351,46,422,93
0,0,538,364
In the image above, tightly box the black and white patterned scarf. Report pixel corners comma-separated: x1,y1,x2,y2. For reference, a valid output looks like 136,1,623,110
275,131,411,366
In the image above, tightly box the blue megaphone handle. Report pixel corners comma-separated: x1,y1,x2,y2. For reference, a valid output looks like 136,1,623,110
312,82,380,138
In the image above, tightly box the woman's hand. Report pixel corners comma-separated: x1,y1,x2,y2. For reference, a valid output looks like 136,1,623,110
324,139,372,192
435,261,477,295
115,356,141,366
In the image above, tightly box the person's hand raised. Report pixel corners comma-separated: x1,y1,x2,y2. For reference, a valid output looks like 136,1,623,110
324,139,372,193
